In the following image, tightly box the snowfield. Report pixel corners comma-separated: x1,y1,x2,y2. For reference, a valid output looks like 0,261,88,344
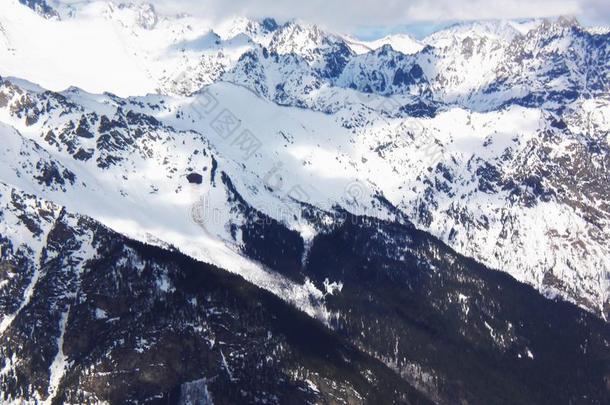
0,0,609,321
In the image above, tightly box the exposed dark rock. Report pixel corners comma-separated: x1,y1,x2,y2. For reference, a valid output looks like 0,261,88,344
186,172,203,184
0,187,430,405
230,199,610,404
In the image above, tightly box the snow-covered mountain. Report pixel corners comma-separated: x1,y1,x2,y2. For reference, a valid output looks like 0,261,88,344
344,33,425,55
0,1,609,403
2,178,609,404
1,182,442,404
2,0,608,318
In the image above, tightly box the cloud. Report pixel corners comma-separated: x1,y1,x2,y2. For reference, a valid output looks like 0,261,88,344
56,0,610,32
581,0,610,25
148,0,610,29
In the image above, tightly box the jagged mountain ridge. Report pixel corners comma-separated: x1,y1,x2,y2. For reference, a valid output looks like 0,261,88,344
0,75,607,401
0,68,608,319
5,0,608,105
0,1,609,403
0,178,608,404
0,182,433,404
2,1,607,318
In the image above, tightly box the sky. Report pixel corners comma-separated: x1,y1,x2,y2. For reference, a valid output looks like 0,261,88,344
53,0,610,38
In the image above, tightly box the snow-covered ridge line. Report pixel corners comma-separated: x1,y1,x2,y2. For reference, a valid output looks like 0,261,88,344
0,2,609,319
0,73,608,320
3,0,607,107
0,83,339,319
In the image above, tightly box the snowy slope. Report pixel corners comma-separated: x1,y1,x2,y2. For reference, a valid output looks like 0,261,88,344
1,181,440,404
345,33,424,55
1,73,609,319
0,0,157,96
0,0,609,320
0,83,338,322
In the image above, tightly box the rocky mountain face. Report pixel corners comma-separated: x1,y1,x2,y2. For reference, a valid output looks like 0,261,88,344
17,0,58,19
223,182,610,404
212,17,610,320
0,184,431,404
0,181,608,404
0,1,609,404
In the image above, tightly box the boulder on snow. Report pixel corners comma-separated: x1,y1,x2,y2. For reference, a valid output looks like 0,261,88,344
186,172,203,184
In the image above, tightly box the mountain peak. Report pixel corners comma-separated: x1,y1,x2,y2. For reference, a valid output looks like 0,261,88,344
1,5,610,404
556,15,580,28
18,0,59,19
261,17,280,32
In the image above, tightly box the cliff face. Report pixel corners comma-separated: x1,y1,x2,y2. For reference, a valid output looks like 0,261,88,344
0,3,609,404
1,184,608,404
0,184,430,404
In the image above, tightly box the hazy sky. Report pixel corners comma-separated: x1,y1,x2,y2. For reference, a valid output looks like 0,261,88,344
55,0,610,37
153,0,609,27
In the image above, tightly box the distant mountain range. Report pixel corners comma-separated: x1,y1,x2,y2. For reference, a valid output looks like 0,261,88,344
0,1,609,403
